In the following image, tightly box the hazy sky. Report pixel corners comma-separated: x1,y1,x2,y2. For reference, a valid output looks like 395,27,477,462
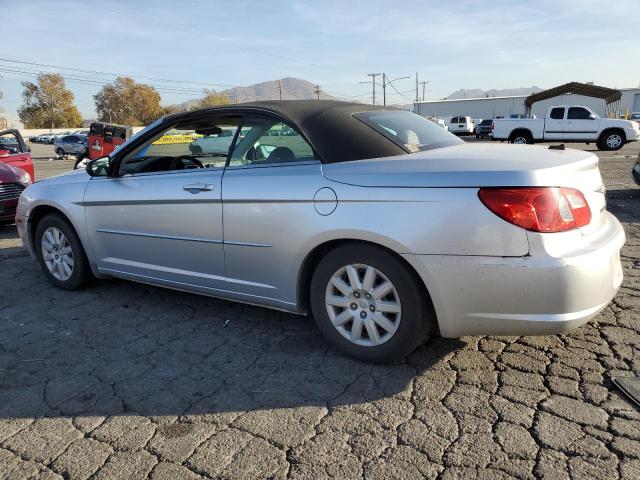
1,0,638,123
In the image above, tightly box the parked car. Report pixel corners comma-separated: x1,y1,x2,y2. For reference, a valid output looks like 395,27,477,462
16,101,625,363
0,129,35,182
426,116,447,129
35,133,56,144
447,116,474,135
0,161,31,226
189,129,235,154
491,105,640,150
55,135,88,157
475,119,493,139
633,151,640,186
630,112,640,123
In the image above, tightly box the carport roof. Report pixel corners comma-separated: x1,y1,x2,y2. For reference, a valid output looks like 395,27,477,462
525,82,622,108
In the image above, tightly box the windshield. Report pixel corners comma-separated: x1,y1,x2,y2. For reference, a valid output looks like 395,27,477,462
354,111,463,153
480,119,493,126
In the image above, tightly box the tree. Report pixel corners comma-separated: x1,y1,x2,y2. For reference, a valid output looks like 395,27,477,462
190,90,231,110
17,73,83,129
94,77,163,126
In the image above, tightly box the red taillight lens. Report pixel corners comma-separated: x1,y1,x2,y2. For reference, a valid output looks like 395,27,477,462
478,187,591,232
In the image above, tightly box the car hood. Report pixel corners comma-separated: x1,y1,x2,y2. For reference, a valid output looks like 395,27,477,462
322,143,599,188
0,162,25,183
36,168,90,185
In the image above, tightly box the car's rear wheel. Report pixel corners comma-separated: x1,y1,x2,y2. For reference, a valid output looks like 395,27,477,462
597,130,624,151
35,214,92,290
310,244,432,363
56,148,65,156
510,131,533,144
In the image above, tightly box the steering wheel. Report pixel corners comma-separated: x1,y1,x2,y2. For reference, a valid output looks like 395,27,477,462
169,155,204,170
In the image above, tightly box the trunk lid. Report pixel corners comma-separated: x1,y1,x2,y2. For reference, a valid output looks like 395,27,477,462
323,143,606,233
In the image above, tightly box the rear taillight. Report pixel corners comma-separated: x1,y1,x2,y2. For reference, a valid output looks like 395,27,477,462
478,187,591,232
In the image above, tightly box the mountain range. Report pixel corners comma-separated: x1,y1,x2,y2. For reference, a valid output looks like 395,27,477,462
177,78,336,110
445,86,544,100
175,79,546,109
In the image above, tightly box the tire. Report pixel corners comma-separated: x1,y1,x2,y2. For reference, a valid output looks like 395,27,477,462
597,130,625,151
509,131,533,144
35,213,92,290
56,148,65,156
310,244,433,363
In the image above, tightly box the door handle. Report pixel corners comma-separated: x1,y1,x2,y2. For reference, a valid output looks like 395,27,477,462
183,183,214,193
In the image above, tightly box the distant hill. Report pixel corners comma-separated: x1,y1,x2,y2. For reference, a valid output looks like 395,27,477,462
177,77,336,110
446,86,544,100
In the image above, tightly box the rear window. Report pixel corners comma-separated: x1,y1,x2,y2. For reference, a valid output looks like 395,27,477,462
550,107,565,120
355,111,463,153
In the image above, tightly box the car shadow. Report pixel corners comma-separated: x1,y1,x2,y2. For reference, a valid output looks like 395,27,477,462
607,188,640,224
0,227,464,419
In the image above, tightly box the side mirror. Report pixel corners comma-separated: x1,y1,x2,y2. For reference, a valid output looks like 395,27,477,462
86,156,110,177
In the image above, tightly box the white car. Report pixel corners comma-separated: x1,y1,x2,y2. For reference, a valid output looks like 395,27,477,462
492,105,640,150
447,116,474,135
189,130,235,155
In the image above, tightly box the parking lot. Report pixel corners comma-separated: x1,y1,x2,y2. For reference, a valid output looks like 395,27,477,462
0,140,639,479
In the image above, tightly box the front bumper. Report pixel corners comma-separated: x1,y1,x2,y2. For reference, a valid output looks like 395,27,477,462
403,212,625,337
625,127,640,142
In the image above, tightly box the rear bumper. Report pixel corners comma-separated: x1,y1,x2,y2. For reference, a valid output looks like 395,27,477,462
403,212,625,337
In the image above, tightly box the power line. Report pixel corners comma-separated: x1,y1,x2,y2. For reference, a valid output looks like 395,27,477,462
0,57,237,89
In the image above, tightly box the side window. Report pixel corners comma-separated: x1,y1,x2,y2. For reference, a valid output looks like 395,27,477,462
0,132,21,153
550,108,565,120
567,107,591,120
229,115,315,166
119,116,242,176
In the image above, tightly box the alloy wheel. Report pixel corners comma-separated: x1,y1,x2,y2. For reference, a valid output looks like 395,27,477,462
325,263,401,347
41,227,74,281
606,134,622,149
514,136,528,144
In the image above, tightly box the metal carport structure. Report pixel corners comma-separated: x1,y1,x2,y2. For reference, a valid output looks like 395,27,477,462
525,82,622,118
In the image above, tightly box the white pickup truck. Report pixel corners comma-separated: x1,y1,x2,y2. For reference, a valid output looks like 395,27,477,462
491,105,640,150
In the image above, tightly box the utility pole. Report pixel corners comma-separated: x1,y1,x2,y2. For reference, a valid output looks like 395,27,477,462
363,73,380,105
420,81,429,101
415,73,419,103
382,73,387,106
278,80,282,100
313,84,321,100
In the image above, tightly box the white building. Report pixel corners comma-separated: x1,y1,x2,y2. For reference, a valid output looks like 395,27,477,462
414,87,640,121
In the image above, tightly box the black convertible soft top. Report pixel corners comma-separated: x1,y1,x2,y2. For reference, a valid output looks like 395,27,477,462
167,100,407,163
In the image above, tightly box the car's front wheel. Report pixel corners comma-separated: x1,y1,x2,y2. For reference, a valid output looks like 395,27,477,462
35,214,92,290
597,130,625,151
56,148,65,156
310,244,432,363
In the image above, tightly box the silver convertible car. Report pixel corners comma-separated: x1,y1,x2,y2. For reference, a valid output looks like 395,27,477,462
16,101,625,363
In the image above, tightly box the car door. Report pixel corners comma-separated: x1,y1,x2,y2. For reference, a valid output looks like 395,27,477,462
563,107,598,140
544,107,565,140
0,129,34,181
83,114,241,294
221,113,325,309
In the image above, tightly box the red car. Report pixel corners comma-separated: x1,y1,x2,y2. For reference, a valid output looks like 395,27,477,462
0,129,35,182
0,161,31,226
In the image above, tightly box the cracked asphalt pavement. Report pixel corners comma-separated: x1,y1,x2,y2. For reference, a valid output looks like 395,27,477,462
0,142,639,479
